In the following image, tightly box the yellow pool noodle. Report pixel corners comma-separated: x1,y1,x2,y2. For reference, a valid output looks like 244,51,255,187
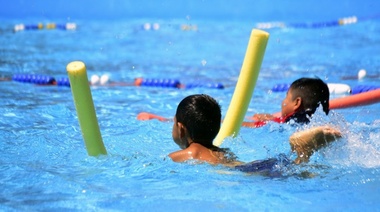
213,29,269,146
67,61,107,156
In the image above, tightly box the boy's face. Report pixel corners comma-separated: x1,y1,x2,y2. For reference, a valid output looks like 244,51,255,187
281,88,298,117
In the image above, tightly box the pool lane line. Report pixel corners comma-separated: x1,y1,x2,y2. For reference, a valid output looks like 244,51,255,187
8,74,225,89
272,83,380,95
255,15,375,29
67,61,107,156
13,23,77,32
213,29,269,147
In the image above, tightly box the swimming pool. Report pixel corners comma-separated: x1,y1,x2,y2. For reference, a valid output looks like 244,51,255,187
1,1,380,211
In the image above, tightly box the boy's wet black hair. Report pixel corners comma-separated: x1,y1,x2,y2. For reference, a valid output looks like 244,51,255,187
175,94,221,149
289,77,330,120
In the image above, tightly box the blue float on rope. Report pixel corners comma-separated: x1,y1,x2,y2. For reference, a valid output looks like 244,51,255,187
351,85,380,94
140,78,181,88
12,74,55,85
186,82,224,89
56,77,71,87
271,83,290,92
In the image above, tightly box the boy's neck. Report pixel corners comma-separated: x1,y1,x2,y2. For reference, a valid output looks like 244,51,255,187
285,111,310,124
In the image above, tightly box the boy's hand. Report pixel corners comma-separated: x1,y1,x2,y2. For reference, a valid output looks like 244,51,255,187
321,126,342,139
290,125,342,164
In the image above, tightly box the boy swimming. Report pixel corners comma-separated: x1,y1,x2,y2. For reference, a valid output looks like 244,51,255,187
244,77,330,127
169,94,290,176
246,77,342,163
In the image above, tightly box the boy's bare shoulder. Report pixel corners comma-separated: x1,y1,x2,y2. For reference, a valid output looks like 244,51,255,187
168,143,211,162
171,143,227,164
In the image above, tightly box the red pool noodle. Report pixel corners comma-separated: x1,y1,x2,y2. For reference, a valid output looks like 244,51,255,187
329,88,380,109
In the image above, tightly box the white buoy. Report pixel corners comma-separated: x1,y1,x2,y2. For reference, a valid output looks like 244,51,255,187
100,74,110,85
66,23,77,30
90,75,100,85
328,83,351,94
14,24,25,32
143,23,151,30
358,69,367,80
152,23,160,30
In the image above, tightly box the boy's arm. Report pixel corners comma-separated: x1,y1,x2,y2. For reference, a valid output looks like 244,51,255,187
249,112,282,121
242,112,284,128
242,121,266,128
289,126,342,164
137,112,171,121
250,113,275,121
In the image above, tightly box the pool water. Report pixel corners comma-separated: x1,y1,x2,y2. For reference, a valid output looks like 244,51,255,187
1,16,380,211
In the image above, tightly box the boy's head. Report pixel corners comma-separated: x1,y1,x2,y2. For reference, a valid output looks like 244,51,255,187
281,78,329,121
172,94,221,149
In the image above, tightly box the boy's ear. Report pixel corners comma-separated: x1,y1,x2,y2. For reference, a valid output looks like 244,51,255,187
177,122,187,138
293,97,302,111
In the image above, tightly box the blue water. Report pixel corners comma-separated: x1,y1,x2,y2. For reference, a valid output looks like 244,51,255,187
1,11,380,212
